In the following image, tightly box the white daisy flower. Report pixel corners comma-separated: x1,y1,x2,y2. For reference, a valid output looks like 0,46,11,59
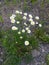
24,41,29,46
35,16,39,20
10,16,14,20
12,26,18,30
29,18,33,22
20,36,23,39
24,23,27,26
24,13,27,16
15,10,19,14
31,21,35,25
25,27,29,30
12,14,16,18
19,11,22,14
16,21,20,24
29,14,33,18
16,42,18,43
27,29,31,33
18,31,21,34
36,22,38,24
11,19,15,23
22,29,25,33
23,16,27,20
39,24,42,27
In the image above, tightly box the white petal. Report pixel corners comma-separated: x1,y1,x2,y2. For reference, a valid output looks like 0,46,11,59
19,11,22,14
24,41,29,46
31,21,35,25
23,16,27,20
24,23,27,26
15,10,20,14
36,22,38,24
27,30,31,33
16,21,20,24
24,13,27,16
11,19,15,23
29,14,33,18
25,27,29,30
35,16,39,20
20,36,23,39
12,26,18,30
29,18,33,22
22,29,25,33
39,24,42,27
18,31,21,34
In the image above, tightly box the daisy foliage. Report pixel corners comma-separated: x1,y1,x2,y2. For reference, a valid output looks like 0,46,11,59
2,10,49,65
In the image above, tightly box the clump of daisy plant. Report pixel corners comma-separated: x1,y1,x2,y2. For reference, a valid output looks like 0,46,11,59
2,10,49,65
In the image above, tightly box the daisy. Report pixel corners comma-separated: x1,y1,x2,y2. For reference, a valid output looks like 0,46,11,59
39,24,42,27
20,36,23,39
16,21,20,24
22,29,25,33
12,14,16,18
36,22,38,24
15,10,19,14
24,13,27,16
18,31,21,34
23,16,27,20
31,21,35,25
12,26,18,30
16,42,18,43
24,22,27,26
27,29,31,33
35,16,39,20
29,14,33,18
10,16,14,20
25,27,29,30
11,19,15,23
29,18,33,22
24,41,29,46
19,11,22,14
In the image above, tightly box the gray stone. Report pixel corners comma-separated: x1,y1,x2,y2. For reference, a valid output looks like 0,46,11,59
32,49,40,57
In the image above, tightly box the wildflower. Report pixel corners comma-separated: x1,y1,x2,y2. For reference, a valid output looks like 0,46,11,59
18,31,21,34
12,26,18,30
36,22,38,24
19,11,22,14
16,21,20,24
20,36,23,39
15,10,19,14
31,21,35,25
10,16,14,20
24,23,27,26
27,30,31,33
24,13,27,16
11,19,15,23
29,14,33,18
29,18,33,22
24,41,29,46
16,42,18,43
12,14,16,18
25,27,29,30
22,29,25,33
23,16,27,20
35,16,39,20
39,24,42,27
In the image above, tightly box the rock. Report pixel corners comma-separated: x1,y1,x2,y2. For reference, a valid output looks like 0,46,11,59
32,49,40,57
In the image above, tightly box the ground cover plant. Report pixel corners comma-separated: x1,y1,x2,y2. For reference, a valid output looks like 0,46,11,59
1,9,49,65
